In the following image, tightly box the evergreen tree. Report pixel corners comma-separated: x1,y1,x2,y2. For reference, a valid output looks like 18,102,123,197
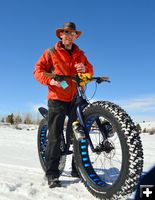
136,123,142,132
6,113,14,125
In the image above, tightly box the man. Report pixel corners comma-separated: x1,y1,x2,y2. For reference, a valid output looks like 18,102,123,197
34,22,93,188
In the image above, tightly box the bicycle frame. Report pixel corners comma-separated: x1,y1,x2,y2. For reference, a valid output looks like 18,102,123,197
74,82,108,153
42,72,110,153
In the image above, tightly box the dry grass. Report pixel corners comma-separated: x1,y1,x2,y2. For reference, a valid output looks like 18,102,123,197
143,128,155,135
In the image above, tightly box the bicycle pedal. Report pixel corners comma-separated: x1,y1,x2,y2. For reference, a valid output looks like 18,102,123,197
66,150,73,155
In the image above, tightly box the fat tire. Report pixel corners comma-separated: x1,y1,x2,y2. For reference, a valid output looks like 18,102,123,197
37,118,66,175
73,101,143,199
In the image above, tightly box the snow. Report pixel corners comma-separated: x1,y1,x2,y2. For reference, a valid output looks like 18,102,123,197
0,126,155,200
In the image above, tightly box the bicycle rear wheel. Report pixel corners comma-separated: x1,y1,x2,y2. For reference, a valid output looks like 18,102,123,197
73,101,143,199
37,118,66,175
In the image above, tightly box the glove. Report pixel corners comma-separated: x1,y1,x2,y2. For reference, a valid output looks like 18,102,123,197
78,73,93,86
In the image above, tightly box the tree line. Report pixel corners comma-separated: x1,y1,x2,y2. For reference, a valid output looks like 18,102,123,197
0,113,41,125
1,114,154,134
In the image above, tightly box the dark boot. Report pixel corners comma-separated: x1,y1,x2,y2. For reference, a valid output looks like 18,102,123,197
47,176,61,188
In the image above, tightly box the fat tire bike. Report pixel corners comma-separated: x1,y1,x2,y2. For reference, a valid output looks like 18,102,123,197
37,73,143,199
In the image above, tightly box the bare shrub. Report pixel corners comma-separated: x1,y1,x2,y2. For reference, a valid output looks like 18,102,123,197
147,128,155,135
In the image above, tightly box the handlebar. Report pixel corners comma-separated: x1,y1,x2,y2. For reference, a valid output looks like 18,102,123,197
43,72,110,85
93,76,111,84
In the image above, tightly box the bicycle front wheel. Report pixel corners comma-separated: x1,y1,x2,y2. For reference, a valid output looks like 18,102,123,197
73,101,143,199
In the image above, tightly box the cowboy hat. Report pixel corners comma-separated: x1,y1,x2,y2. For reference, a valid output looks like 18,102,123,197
56,22,82,39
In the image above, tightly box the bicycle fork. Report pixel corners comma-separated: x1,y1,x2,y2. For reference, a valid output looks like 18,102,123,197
73,104,108,153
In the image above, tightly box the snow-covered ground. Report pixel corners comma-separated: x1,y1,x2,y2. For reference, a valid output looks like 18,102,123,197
0,125,155,200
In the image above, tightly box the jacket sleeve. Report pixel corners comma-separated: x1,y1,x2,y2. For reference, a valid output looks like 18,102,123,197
33,49,52,86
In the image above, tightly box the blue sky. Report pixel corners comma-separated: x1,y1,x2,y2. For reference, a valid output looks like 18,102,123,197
0,0,155,122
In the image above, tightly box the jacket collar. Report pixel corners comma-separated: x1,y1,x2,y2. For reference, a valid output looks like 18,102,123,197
55,41,81,52
55,41,84,59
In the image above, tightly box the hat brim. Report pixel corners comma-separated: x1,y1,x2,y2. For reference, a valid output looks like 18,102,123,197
56,28,81,39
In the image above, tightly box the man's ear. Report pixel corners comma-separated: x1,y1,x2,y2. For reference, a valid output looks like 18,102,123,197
59,32,63,39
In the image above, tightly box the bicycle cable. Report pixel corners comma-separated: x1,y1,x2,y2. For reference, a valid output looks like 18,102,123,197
84,81,97,101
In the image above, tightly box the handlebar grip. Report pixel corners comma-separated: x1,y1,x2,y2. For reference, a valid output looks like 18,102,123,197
96,77,110,84
53,75,65,82
43,72,65,81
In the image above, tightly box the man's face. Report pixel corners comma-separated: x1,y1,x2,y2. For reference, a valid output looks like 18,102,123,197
60,30,77,47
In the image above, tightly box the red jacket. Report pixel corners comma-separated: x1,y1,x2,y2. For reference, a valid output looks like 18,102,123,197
34,42,94,102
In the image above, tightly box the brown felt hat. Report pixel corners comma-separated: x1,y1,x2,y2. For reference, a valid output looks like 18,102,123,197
56,22,82,39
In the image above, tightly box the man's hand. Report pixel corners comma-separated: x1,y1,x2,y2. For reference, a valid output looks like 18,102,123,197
74,63,86,73
49,79,61,87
